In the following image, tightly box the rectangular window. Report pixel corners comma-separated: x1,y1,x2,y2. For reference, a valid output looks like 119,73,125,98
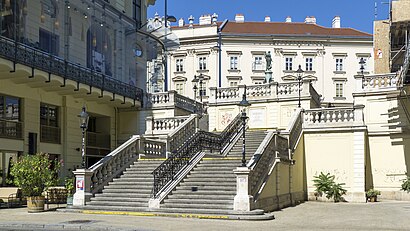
175,82,184,95
40,103,60,143
305,57,313,71
253,56,264,70
335,82,344,97
253,81,263,85
199,57,207,70
199,82,207,96
39,28,59,56
230,56,239,70
336,58,343,71
229,81,238,87
0,95,20,121
285,57,293,71
40,104,58,127
176,58,184,72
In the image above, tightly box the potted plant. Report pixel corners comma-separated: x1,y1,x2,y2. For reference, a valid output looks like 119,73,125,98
64,177,75,206
366,189,381,202
10,153,60,213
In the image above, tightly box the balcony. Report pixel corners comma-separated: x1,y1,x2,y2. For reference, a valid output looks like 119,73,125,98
40,125,61,144
87,132,111,150
0,36,143,103
0,119,23,140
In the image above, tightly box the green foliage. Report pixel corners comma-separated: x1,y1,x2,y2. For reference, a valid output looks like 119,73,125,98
64,177,75,196
327,183,347,202
401,176,410,193
366,188,381,197
10,153,61,197
312,172,335,197
313,172,347,202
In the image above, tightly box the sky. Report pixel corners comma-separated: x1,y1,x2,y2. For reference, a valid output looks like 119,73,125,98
148,0,391,34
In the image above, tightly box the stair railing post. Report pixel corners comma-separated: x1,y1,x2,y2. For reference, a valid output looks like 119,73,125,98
233,167,254,211
72,169,94,206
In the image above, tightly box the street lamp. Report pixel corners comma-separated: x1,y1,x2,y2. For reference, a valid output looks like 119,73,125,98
192,84,198,100
192,74,205,102
296,65,304,108
238,87,251,167
78,106,89,169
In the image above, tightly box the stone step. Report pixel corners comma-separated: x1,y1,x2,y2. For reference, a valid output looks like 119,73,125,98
109,181,153,186
183,177,236,183
179,181,236,187
185,174,235,179
102,188,152,194
176,185,235,191
170,190,236,196
94,193,151,199
104,184,152,190
160,203,233,210
91,197,149,203
167,194,234,200
87,201,148,207
163,198,233,205
112,178,153,183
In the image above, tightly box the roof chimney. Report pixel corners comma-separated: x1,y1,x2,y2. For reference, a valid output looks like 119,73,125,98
285,16,292,23
188,15,194,28
305,16,316,24
235,14,244,23
264,16,271,22
199,14,212,25
178,18,184,27
332,16,341,28
212,13,218,25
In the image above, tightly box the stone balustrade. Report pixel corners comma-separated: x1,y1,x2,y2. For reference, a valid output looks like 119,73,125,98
364,73,398,89
147,91,202,114
209,81,311,104
303,105,365,128
356,73,398,91
145,116,190,135
73,135,167,206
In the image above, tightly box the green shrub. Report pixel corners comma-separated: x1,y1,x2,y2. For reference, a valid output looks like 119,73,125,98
10,153,61,197
366,188,381,197
64,177,75,196
313,172,347,202
401,176,410,193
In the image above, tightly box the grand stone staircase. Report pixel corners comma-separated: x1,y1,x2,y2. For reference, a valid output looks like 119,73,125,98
85,159,163,211
160,130,267,212
83,130,267,213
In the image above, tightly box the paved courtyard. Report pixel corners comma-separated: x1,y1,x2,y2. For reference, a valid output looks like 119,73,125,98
0,201,409,230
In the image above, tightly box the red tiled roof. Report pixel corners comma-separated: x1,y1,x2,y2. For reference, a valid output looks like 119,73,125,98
173,21,372,38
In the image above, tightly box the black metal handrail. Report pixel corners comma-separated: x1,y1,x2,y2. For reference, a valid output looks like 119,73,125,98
219,113,242,151
152,130,221,197
0,36,143,102
151,113,242,198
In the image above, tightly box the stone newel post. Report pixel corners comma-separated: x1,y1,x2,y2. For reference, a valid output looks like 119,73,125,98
73,169,93,206
233,167,254,211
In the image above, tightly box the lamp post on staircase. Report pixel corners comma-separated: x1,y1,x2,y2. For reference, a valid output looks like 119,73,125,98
238,86,251,167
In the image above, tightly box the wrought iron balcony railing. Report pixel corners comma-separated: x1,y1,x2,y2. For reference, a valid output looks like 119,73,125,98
0,119,23,140
40,125,61,144
0,36,143,102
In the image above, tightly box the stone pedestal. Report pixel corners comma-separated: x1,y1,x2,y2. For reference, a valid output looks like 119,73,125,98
233,167,254,211
73,169,94,206
265,70,273,83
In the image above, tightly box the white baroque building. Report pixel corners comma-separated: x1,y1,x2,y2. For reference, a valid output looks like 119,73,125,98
163,14,374,105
